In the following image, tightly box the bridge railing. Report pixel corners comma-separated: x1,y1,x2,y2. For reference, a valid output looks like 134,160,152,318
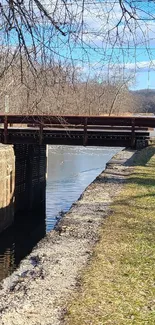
0,114,155,126
0,114,154,147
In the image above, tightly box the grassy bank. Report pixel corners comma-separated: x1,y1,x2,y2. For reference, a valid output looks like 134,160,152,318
65,147,155,325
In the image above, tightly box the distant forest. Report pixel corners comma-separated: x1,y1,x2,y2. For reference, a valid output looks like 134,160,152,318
0,59,154,115
131,89,155,115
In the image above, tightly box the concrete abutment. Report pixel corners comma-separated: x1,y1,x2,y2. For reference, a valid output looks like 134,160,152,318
0,144,47,233
0,145,15,233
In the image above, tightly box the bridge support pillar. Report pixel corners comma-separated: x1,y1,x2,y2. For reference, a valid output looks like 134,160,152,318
14,144,47,216
135,139,149,150
131,119,135,148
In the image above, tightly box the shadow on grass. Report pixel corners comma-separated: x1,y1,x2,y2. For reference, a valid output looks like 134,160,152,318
96,146,155,211
108,147,155,185
124,146,155,167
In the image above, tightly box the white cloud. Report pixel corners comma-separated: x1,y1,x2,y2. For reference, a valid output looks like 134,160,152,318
119,60,155,72
39,0,155,85
39,0,155,49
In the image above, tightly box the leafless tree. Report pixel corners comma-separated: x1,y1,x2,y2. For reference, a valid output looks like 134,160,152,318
0,59,135,115
0,1,154,73
0,1,154,114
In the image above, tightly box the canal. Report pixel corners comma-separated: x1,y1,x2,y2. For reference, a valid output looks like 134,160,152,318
0,145,121,281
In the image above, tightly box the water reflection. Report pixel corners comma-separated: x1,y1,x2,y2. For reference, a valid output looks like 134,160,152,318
46,146,120,231
0,227,15,281
0,214,46,282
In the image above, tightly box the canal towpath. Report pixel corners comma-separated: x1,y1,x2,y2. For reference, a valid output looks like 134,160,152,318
0,148,141,325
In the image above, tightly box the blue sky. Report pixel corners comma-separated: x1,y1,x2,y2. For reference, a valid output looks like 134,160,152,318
68,0,155,90
3,0,155,90
47,0,155,90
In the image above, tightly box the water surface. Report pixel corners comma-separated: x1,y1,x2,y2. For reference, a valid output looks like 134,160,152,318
0,145,121,281
46,146,120,231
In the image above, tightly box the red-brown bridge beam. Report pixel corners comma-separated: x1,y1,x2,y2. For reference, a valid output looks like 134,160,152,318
0,115,155,128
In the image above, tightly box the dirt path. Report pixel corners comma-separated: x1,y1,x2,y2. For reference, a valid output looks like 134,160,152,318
0,149,136,325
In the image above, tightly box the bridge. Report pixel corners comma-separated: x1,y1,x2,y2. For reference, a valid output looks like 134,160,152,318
0,114,154,233
0,114,154,147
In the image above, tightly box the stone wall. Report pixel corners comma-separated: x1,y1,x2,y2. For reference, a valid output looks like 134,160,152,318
0,145,15,233
0,144,47,233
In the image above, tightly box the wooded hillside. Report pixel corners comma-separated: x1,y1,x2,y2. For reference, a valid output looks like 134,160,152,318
0,60,149,116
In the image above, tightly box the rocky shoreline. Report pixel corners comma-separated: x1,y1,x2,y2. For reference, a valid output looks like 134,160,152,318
0,149,136,325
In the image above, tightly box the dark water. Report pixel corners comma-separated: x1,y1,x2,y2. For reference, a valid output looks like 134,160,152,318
0,146,120,281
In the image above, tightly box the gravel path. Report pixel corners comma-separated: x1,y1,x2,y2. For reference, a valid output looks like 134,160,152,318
0,149,136,325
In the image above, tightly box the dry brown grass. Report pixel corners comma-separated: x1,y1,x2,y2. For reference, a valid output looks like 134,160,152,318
65,147,155,325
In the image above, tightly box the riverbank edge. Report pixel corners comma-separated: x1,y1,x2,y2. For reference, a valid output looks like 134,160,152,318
0,148,138,325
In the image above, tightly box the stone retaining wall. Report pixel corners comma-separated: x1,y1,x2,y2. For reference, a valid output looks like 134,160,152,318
0,145,15,233
0,144,47,233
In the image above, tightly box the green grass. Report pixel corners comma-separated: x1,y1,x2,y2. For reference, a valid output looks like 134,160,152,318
65,147,155,325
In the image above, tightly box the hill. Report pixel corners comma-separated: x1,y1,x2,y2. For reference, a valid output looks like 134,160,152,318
130,89,155,113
